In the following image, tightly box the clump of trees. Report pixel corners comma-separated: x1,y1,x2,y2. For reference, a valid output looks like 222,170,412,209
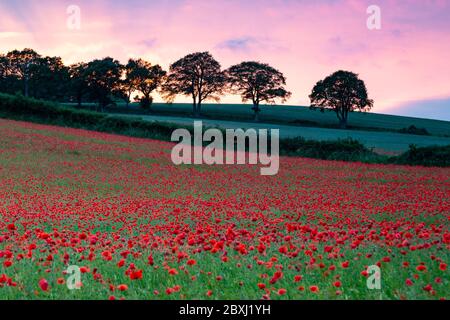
0,48,166,112
0,49,69,101
1,48,374,126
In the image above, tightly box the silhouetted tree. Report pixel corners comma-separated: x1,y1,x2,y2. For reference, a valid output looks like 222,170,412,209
0,54,21,94
226,61,291,121
309,70,373,128
29,56,70,101
162,52,226,116
126,59,166,110
5,48,41,97
84,57,122,111
0,54,6,82
69,62,88,107
117,60,140,107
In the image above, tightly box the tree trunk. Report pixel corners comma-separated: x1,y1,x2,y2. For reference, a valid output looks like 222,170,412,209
253,103,260,122
197,100,202,117
192,96,197,117
339,118,347,129
126,92,132,108
24,78,29,97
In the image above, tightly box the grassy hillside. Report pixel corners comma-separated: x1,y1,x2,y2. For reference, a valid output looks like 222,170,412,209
74,102,450,137
2,93,449,166
117,113,450,154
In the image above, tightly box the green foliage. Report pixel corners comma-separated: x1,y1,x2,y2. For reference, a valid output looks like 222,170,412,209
394,144,450,167
126,59,166,108
398,125,430,136
0,93,188,141
84,57,123,109
0,49,70,100
138,96,153,110
279,137,384,162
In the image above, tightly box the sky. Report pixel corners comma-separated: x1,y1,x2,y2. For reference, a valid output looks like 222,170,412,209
0,0,449,121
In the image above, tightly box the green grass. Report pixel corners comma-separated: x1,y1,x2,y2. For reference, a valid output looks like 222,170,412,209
67,102,450,137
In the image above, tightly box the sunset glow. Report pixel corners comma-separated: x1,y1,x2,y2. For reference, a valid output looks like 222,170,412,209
1,0,449,119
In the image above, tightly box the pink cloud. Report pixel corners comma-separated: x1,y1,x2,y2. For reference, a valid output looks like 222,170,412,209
0,0,449,113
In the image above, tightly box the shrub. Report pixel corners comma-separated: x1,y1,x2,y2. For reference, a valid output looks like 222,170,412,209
394,144,450,167
398,125,430,136
279,137,381,161
138,96,153,110
0,93,190,141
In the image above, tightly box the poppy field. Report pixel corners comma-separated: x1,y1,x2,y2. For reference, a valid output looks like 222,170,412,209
0,118,448,300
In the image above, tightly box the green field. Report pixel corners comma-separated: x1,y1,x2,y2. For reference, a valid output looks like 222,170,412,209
85,102,450,154
66,102,450,137
146,103,450,137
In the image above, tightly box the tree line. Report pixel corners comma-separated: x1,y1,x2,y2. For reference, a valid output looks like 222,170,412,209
0,48,373,127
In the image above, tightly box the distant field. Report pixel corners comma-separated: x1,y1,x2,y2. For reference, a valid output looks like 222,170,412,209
148,103,450,137
113,113,450,154
66,102,450,137
63,102,450,153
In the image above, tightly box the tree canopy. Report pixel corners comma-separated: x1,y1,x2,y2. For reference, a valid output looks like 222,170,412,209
3,48,42,97
126,59,166,110
226,61,291,121
84,57,122,110
162,52,226,115
309,70,373,128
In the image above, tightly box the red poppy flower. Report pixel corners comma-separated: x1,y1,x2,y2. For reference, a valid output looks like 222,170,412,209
416,265,427,272
80,266,89,273
333,281,341,288
117,284,128,291
39,279,49,291
278,289,287,295
309,286,319,293
130,270,143,280
168,268,178,275
187,259,197,266
423,284,433,292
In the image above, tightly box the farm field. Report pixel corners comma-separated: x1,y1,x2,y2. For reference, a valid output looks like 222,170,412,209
114,113,450,154
0,118,449,300
66,102,450,137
